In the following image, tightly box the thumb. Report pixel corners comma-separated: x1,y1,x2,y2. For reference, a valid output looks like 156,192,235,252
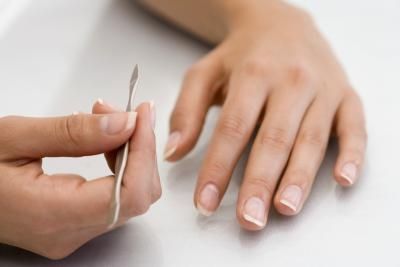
0,112,137,160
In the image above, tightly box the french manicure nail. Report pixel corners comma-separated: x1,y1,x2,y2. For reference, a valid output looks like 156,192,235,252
197,183,219,216
243,197,266,227
341,162,357,185
280,185,303,213
101,112,137,135
164,131,181,159
149,101,156,130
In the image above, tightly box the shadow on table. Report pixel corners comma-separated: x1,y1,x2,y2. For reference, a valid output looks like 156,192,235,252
0,222,162,267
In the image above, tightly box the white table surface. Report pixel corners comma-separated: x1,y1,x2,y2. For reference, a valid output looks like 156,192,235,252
0,0,399,266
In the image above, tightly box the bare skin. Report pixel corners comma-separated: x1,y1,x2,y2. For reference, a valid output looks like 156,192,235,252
0,0,367,259
0,102,161,259
141,0,367,230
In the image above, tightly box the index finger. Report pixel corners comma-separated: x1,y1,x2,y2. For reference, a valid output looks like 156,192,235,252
77,102,158,225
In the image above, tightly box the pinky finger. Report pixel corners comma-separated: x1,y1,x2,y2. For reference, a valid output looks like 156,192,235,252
334,90,367,186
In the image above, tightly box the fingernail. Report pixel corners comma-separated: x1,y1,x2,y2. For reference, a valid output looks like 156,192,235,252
72,111,80,115
126,112,137,131
149,101,156,130
280,185,303,213
197,183,219,216
97,98,115,109
340,162,357,185
100,112,137,135
164,131,181,160
243,197,266,227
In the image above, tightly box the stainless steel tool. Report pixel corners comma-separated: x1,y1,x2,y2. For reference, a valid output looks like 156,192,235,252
108,65,139,227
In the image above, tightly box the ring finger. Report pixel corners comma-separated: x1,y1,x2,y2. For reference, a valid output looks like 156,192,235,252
273,95,340,216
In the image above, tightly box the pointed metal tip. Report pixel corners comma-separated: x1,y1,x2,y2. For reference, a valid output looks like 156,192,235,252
130,64,139,86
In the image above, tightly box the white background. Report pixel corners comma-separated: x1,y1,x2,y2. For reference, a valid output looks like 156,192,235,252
0,0,399,266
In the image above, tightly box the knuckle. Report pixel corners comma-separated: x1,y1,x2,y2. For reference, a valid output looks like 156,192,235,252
297,129,326,148
56,115,84,148
247,177,275,196
286,63,314,89
259,127,292,152
286,169,311,186
132,140,156,160
184,62,207,81
217,114,249,141
241,59,271,78
205,161,230,181
132,202,150,216
170,107,192,128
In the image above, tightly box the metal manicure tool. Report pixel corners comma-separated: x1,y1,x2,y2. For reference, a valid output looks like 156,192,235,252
108,65,139,227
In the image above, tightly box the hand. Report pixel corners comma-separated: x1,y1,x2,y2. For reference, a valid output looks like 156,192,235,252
0,101,161,259
164,1,367,230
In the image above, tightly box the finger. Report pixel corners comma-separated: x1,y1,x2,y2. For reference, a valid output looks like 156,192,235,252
92,98,123,114
136,101,161,203
71,174,117,226
195,62,272,216
0,111,137,160
92,99,161,200
333,90,367,186
237,77,315,230
152,155,162,203
119,102,158,219
165,49,224,161
92,99,124,171
75,102,158,225
274,96,339,216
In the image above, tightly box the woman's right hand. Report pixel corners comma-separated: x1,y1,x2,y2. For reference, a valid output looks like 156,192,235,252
0,101,161,259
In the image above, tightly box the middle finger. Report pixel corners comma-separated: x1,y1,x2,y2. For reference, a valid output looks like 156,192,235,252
237,79,315,230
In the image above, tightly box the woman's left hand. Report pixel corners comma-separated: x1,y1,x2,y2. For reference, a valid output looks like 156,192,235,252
164,1,367,230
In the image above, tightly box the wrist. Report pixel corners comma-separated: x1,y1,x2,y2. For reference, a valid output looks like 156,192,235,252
215,0,312,35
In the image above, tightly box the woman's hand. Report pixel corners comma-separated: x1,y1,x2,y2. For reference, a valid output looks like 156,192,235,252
0,101,161,259
164,1,367,230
